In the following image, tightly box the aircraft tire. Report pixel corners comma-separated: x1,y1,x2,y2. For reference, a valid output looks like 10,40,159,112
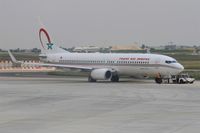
111,75,119,82
155,78,162,84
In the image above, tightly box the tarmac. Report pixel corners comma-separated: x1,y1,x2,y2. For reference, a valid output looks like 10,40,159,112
0,76,200,133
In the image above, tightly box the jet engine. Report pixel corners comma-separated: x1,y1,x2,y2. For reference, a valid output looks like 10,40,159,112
90,69,112,80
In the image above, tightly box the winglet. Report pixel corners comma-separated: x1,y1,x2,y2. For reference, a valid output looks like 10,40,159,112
8,50,22,67
8,50,17,63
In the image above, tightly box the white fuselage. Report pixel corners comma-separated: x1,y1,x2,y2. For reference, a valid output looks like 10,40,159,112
41,53,184,78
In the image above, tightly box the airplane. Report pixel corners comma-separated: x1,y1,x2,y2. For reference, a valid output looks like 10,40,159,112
8,27,184,84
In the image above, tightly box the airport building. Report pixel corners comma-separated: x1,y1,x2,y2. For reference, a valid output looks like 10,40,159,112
72,44,143,53
111,43,144,53
73,46,101,53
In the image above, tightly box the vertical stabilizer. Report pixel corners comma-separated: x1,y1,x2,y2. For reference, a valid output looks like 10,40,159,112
39,27,69,54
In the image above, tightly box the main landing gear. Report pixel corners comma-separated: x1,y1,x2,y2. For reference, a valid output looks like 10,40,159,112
155,77,163,84
111,75,119,82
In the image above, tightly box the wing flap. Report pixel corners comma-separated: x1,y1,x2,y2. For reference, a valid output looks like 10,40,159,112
23,62,93,71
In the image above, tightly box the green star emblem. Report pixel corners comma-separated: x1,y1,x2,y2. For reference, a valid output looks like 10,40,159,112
46,43,54,50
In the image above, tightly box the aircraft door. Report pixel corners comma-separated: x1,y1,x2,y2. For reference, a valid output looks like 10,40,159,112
154,57,161,69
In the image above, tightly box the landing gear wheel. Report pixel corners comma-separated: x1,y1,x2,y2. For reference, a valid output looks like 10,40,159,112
155,78,162,84
111,75,119,82
180,80,184,84
88,76,96,82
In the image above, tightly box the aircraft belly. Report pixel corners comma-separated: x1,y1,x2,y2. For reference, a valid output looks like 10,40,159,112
90,65,158,77
115,66,150,76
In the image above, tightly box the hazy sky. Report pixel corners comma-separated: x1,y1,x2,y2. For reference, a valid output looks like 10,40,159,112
0,0,200,49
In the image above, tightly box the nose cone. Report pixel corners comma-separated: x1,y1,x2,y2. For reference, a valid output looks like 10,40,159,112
177,63,184,72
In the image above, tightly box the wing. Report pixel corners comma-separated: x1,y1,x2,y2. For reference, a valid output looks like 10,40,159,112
8,50,93,71
25,62,93,71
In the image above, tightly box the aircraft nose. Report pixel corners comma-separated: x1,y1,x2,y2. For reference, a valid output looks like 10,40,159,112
178,63,184,71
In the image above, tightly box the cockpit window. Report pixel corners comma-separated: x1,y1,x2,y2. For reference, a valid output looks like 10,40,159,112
165,60,177,64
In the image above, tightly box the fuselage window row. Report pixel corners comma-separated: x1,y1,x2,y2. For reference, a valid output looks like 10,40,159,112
59,60,150,65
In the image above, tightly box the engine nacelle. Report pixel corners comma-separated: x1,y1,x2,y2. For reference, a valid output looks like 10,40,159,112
91,69,112,80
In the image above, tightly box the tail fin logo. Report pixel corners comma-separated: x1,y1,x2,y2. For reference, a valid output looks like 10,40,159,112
39,28,54,50
47,43,53,50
